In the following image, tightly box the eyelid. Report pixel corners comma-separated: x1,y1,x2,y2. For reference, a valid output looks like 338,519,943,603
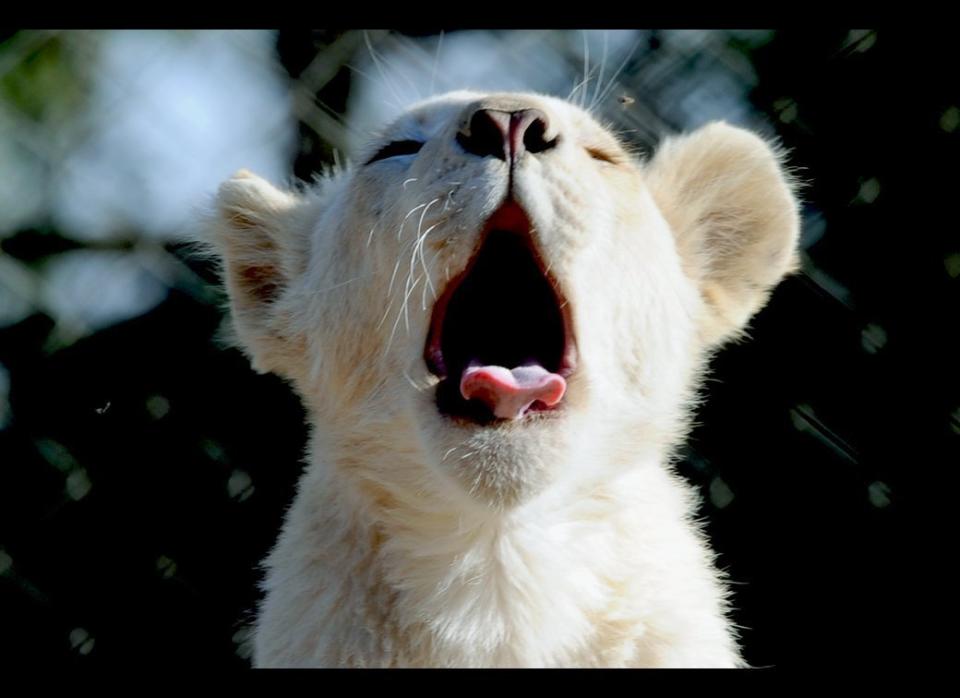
585,146,620,164
365,139,424,165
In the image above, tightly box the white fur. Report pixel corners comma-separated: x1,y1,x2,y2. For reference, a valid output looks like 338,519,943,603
203,91,800,667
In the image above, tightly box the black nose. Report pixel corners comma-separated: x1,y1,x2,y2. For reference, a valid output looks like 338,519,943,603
457,108,556,162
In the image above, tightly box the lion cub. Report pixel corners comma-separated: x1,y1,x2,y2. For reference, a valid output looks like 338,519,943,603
205,91,799,667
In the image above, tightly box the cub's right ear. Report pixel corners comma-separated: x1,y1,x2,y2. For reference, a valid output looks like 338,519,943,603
204,170,309,376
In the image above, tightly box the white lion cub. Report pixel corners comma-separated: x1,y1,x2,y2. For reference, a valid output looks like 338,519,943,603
205,91,799,667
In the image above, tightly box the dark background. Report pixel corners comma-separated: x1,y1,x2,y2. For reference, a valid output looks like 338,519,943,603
0,29,955,668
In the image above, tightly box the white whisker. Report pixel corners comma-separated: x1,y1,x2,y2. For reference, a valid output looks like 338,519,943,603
590,31,609,112
415,223,440,309
375,296,395,331
402,271,415,334
443,187,460,212
580,30,590,108
430,31,444,96
399,202,428,240
593,34,643,111
411,199,441,306
345,62,403,113
314,277,361,297
386,273,421,354
402,370,425,392
416,198,440,238
362,32,405,110
387,253,403,298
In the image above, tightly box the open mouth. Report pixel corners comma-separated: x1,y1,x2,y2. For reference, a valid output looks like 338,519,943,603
424,201,576,424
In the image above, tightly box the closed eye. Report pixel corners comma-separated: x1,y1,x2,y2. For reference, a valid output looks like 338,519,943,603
365,140,424,165
585,146,622,165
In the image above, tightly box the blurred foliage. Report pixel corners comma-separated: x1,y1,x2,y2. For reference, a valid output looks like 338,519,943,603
0,34,90,121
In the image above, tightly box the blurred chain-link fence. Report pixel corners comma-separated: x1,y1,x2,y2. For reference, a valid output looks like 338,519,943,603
0,29,955,668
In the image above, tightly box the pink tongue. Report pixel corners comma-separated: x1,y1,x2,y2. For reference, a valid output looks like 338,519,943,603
459,363,567,420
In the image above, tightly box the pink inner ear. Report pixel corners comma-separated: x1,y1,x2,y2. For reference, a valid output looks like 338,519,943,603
460,364,566,420
237,264,280,303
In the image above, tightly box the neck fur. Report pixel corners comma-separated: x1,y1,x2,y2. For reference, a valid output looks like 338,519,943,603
257,417,707,667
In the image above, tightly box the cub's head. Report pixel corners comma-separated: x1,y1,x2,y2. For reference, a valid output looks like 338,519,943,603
205,91,799,510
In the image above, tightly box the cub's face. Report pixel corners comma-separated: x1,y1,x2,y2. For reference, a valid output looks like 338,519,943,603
208,91,799,508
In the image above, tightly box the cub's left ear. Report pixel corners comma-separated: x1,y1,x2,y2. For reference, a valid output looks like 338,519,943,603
645,122,801,347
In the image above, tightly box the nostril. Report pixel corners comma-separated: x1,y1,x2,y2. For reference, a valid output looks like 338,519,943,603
521,111,554,154
457,109,510,160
